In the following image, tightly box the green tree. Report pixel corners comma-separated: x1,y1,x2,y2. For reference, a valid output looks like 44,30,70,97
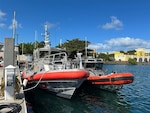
57,38,90,58
108,53,115,61
98,53,109,61
128,58,137,65
120,51,125,54
18,41,45,55
24,42,34,54
127,50,136,55
98,53,114,61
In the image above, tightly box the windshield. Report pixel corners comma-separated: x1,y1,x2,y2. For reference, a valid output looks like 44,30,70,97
84,62,103,69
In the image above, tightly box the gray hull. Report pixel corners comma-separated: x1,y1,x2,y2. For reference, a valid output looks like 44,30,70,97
39,78,86,99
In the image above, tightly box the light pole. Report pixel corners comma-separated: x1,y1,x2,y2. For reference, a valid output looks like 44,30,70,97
22,41,24,55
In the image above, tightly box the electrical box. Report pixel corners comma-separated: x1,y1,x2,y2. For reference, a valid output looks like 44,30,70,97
4,65,16,100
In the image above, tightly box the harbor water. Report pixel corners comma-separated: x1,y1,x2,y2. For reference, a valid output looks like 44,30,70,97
26,64,150,113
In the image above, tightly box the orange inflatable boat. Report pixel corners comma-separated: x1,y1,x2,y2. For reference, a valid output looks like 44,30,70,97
87,72,134,85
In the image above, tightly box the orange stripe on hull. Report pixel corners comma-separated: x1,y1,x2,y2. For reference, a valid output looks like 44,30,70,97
87,73,134,85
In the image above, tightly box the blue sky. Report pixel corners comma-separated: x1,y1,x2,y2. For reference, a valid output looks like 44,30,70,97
0,0,150,52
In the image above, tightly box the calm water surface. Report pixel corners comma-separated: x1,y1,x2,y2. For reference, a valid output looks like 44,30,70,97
27,65,150,113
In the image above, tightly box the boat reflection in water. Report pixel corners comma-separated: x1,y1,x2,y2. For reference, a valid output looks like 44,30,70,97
25,84,132,113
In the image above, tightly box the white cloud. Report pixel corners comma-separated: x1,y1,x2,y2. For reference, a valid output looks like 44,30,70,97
0,10,6,20
106,37,150,49
0,23,5,28
1,10,22,29
0,10,6,28
102,16,123,30
88,43,110,50
88,37,150,52
44,22,59,29
8,19,22,29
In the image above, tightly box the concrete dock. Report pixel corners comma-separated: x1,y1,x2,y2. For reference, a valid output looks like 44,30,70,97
0,67,28,113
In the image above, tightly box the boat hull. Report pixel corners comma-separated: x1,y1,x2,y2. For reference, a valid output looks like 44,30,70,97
86,72,134,91
87,73,134,85
39,78,86,99
22,69,89,99
94,84,123,91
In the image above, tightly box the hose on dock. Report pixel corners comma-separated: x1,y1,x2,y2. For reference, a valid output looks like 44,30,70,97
0,103,22,113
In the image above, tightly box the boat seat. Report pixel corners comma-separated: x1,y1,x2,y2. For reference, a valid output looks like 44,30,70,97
44,65,50,71
54,64,65,70
49,65,54,70
44,64,54,71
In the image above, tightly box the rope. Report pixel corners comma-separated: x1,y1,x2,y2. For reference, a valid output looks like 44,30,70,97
22,55,51,92
23,70,49,92
22,53,63,92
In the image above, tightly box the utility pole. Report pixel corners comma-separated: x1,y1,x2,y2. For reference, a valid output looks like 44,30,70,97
85,36,87,58
13,11,16,43
22,41,24,55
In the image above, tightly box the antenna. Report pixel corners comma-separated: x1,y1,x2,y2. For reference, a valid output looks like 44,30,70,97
41,24,50,48
34,30,37,49
60,39,62,47
85,36,87,58
13,11,16,44
22,41,24,55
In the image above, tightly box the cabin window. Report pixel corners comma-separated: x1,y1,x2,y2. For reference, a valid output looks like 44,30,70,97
39,51,50,58
84,63,103,69
95,63,103,69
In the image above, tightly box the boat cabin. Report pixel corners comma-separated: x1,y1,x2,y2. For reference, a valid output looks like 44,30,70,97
33,47,67,60
82,58,104,70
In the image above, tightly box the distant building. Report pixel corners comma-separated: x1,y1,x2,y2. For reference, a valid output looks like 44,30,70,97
0,43,4,60
0,42,20,62
114,52,127,61
114,48,150,63
134,48,150,62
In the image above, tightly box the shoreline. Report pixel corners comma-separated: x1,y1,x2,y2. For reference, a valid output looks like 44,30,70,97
104,61,150,65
